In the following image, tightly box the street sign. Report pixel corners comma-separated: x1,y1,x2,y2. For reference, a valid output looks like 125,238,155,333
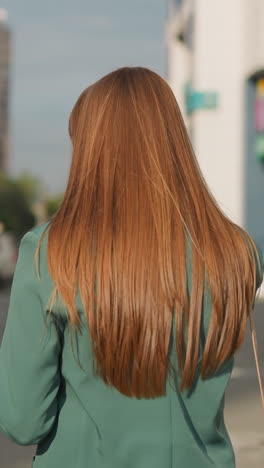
184,82,218,114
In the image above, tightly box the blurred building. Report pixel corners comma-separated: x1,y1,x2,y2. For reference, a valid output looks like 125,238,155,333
166,0,264,248
0,8,10,174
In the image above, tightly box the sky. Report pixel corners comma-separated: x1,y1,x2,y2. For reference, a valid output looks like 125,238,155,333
1,0,167,195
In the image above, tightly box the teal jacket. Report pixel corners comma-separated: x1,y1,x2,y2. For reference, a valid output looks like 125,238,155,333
0,221,263,468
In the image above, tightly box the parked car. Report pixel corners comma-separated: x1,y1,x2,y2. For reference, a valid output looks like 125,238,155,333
0,232,18,286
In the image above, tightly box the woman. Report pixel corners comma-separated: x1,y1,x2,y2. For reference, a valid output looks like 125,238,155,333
0,66,263,468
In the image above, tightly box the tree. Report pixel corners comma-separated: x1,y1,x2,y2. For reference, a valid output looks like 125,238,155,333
44,192,64,218
15,171,44,206
0,171,36,241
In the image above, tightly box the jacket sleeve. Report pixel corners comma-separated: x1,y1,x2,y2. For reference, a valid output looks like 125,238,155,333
0,230,62,445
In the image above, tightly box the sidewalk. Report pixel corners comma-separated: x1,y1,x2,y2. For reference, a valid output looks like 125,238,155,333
224,299,264,468
225,389,264,468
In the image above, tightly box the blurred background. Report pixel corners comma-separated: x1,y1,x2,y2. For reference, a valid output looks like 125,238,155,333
0,1,264,467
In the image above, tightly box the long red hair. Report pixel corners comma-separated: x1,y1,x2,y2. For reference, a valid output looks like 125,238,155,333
35,66,263,398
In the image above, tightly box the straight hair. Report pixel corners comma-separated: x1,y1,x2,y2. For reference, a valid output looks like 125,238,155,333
35,67,263,399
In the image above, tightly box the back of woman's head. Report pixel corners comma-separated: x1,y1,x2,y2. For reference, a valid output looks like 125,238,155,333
36,66,263,398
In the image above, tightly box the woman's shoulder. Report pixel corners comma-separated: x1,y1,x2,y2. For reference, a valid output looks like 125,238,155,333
29,220,51,239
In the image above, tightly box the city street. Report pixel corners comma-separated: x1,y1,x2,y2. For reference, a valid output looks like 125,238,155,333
0,286,264,468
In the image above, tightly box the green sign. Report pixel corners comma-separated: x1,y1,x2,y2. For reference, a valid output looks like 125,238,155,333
185,82,219,115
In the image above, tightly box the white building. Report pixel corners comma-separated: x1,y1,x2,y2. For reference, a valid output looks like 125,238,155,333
165,0,264,249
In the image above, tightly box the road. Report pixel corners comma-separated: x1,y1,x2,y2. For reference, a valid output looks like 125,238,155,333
0,286,264,468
